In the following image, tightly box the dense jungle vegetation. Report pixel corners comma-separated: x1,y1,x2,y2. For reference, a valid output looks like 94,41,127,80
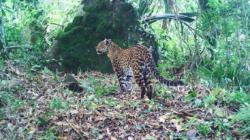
0,0,250,139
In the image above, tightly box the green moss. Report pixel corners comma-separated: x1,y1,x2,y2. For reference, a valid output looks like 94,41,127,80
56,26,84,41
52,0,139,73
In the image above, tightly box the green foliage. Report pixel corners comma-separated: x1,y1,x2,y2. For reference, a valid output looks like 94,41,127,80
39,127,57,140
0,91,26,112
80,80,96,94
1,1,49,70
226,91,250,104
80,75,117,96
0,59,3,69
136,0,154,17
185,90,198,101
1,0,81,72
141,0,250,92
203,93,217,109
198,0,250,88
36,97,69,129
155,85,173,100
202,88,223,108
213,118,230,132
103,98,120,107
78,75,119,110
49,97,69,110
95,85,117,97
196,122,211,136
36,116,50,128
233,104,250,135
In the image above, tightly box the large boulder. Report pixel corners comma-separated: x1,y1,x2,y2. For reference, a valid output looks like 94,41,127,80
51,0,139,73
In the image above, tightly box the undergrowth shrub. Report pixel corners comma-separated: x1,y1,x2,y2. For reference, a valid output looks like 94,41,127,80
233,104,250,136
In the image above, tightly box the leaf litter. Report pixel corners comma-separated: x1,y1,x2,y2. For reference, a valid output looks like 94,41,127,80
0,63,246,139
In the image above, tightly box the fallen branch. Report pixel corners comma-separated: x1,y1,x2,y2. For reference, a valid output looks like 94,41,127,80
49,22,64,27
142,13,197,24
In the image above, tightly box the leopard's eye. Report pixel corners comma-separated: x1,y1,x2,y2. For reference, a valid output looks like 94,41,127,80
97,50,102,54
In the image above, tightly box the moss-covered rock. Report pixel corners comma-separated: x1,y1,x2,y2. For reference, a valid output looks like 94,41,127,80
52,0,139,73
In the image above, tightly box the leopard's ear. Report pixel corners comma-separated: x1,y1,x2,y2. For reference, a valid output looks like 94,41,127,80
106,39,112,45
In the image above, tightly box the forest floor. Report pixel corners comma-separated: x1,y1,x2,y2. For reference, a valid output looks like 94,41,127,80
0,61,249,139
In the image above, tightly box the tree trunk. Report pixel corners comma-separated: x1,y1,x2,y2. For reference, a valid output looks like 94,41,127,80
0,0,8,60
199,0,217,47
162,0,174,29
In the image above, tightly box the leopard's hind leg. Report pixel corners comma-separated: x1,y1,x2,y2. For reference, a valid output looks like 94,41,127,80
144,57,153,99
132,62,147,99
144,69,153,99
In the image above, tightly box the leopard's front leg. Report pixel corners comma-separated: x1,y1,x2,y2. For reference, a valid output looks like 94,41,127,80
117,71,126,92
116,71,133,93
112,61,133,93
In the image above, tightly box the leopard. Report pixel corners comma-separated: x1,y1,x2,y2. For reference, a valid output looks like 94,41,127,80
96,39,184,99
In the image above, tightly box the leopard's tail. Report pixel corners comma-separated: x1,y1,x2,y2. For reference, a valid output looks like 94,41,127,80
153,70,184,86
148,57,184,86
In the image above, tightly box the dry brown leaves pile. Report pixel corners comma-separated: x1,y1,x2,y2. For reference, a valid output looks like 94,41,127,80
0,62,241,139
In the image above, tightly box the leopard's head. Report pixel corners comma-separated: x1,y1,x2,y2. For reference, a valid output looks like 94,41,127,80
96,39,112,55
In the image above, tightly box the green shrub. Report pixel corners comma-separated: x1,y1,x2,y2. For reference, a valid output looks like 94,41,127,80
233,104,250,136
196,122,211,136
